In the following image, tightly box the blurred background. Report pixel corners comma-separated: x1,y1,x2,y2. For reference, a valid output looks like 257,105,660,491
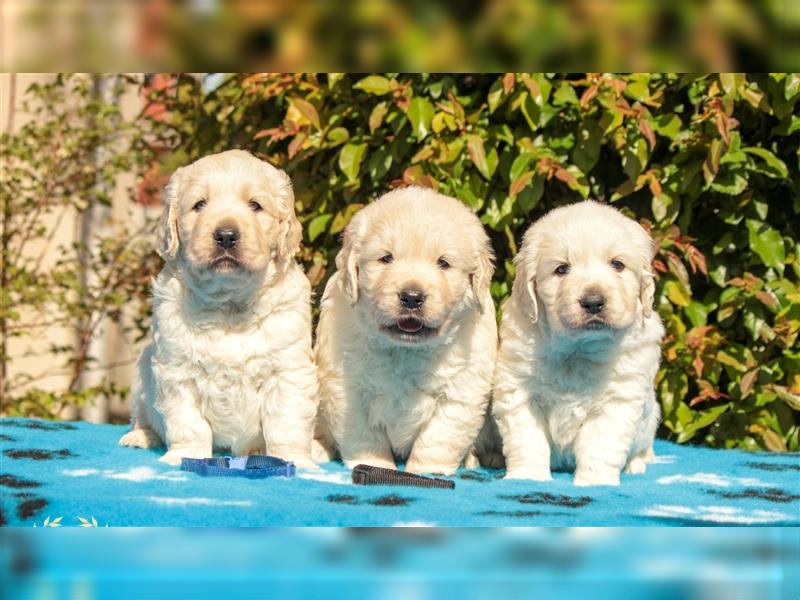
2,528,799,599
2,72,798,454
2,0,799,71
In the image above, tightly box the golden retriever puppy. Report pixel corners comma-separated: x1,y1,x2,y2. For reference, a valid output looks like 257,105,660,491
313,187,497,475
119,150,317,466
493,201,664,486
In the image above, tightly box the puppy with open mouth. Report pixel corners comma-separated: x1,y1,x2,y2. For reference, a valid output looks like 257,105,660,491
313,186,497,475
119,150,318,466
493,201,665,486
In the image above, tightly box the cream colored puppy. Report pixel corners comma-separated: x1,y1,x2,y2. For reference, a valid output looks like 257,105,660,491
314,187,497,475
119,150,317,466
493,201,664,486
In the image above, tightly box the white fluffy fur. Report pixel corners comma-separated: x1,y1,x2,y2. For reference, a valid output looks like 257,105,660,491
313,187,497,475
119,150,317,466
493,201,664,486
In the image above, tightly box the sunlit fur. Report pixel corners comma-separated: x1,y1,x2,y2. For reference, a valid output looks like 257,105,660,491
119,150,318,466
313,187,497,475
492,201,664,486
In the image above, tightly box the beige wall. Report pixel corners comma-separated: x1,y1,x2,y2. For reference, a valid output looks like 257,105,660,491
1,73,154,422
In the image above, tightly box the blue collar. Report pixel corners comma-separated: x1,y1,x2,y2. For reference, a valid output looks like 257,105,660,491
180,455,295,478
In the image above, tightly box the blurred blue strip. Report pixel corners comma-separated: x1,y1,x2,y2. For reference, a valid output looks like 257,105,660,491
2,528,797,600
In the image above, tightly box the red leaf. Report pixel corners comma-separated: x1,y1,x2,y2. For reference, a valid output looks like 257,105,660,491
290,97,321,129
509,172,534,197
638,117,656,150
503,73,515,93
755,290,779,309
580,85,599,108
287,133,306,159
554,167,577,186
740,369,758,396
692,355,705,378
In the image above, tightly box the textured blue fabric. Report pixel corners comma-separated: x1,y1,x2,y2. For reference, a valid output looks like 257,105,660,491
1,418,798,527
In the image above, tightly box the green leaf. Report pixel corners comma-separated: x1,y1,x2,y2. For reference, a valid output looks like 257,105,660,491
553,82,578,106
572,118,602,174
338,143,367,183
709,172,748,195
367,147,392,181
664,279,691,307
326,127,349,146
743,147,789,179
516,174,544,213
353,75,393,95
330,203,365,235
369,102,389,133
685,300,712,328
487,77,507,113
652,114,682,139
624,79,650,101
308,214,333,242
509,153,534,181
678,404,730,443
746,219,785,272
407,97,435,142
466,135,497,180
622,138,648,180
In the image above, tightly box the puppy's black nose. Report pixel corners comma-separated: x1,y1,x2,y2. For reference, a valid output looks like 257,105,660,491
580,294,605,315
214,227,240,249
399,289,425,310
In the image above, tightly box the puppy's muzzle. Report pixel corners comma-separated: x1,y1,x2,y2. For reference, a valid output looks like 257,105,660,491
214,227,240,250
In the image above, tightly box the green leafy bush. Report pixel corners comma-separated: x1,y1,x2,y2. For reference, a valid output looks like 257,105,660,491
5,74,798,451
152,73,799,451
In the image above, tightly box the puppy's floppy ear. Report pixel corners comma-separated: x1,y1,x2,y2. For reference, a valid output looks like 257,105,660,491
274,170,302,261
512,251,538,323
471,237,495,314
640,239,657,322
336,212,365,305
156,167,184,261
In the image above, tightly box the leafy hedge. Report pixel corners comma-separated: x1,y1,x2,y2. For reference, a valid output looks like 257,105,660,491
136,74,800,450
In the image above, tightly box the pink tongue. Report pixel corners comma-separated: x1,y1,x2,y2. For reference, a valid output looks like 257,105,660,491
397,318,423,333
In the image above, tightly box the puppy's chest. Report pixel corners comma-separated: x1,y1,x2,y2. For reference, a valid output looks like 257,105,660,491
157,323,280,383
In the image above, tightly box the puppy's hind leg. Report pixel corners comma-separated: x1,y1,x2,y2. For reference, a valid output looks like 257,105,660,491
311,417,338,463
119,346,163,449
624,446,655,475
119,427,162,449
472,415,506,469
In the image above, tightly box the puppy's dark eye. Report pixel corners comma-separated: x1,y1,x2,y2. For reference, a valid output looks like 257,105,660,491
379,253,393,264
437,257,450,270
249,200,263,212
554,263,570,276
192,199,207,212
610,259,625,272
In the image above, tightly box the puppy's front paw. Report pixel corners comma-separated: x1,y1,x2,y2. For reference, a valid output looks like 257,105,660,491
311,438,335,463
504,466,552,481
119,428,162,449
343,456,397,471
291,458,322,472
480,451,506,470
624,456,647,475
159,447,210,466
462,450,480,470
573,467,620,487
405,460,457,476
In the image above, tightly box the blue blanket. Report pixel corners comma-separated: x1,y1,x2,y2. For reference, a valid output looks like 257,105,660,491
1,418,798,526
